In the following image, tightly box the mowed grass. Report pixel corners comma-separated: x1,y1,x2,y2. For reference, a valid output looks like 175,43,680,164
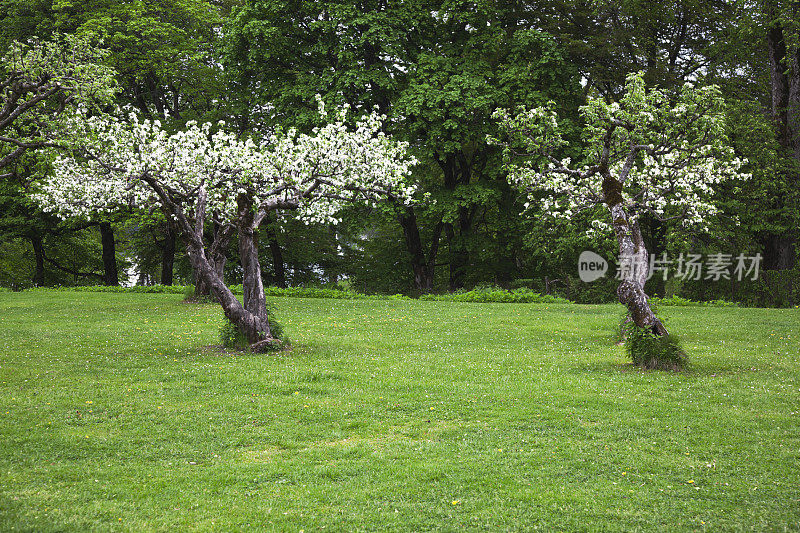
0,291,798,532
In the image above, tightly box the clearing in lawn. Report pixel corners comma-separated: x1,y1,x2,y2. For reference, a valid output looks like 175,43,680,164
0,291,798,531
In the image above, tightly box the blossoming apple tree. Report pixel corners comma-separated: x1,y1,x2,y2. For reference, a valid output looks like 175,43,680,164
493,72,747,335
35,102,417,351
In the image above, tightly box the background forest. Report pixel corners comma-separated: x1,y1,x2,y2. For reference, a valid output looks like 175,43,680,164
1,0,798,307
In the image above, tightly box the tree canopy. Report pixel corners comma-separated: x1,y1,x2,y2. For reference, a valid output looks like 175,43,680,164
0,0,796,309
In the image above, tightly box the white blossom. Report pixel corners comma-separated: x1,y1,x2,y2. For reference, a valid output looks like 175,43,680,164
492,72,749,232
34,101,418,226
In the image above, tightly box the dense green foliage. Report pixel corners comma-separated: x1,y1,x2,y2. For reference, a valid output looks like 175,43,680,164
0,1,797,305
1,291,798,530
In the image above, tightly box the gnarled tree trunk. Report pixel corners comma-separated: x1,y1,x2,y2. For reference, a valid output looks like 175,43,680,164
158,184,276,352
237,194,272,348
194,222,231,298
184,238,273,350
605,177,667,336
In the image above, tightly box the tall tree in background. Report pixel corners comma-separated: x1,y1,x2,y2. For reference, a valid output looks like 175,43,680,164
762,0,799,269
0,35,121,285
532,0,739,93
225,0,581,291
396,4,581,290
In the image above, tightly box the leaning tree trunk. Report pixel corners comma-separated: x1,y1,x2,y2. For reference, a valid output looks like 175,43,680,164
184,237,272,350
154,183,276,352
194,222,231,298
237,194,272,348
605,179,668,336
194,253,225,297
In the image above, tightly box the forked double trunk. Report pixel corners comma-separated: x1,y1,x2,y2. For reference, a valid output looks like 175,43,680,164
237,195,272,348
167,185,275,352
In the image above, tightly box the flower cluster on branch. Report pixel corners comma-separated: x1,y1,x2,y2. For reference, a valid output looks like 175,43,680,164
492,72,749,230
34,98,418,229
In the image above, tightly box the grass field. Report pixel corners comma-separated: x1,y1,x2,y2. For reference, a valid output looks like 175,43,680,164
0,291,798,532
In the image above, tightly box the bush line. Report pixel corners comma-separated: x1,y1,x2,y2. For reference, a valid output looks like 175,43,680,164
11,284,743,307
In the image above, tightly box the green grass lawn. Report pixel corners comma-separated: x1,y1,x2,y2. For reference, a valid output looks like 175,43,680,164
0,291,798,532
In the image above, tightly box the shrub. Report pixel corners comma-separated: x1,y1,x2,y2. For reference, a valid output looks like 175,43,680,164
422,287,570,304
263,286,374,300
219,308,288,352
650,295,738,307
27,284,191,294
388,293,411,300
623,323,688,371
219,318,249,350
17,283,573,304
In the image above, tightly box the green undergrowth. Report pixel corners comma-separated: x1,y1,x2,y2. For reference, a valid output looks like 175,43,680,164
0,291,798,531
419,287,569,304
650,295,739,307
19,285,744,307
625,325,688,371
219,309,288,352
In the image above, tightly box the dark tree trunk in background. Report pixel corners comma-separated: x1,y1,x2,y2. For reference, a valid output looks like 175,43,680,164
435,152,477,292
445,207,476,292
99,222,118,286
160,220,176,285
30,234,45,286
764,1,799,269
398,208,443,292
137,269,150,286
763,234,797,271
767,10,792,149
494,183,521,287
266,226,287,288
